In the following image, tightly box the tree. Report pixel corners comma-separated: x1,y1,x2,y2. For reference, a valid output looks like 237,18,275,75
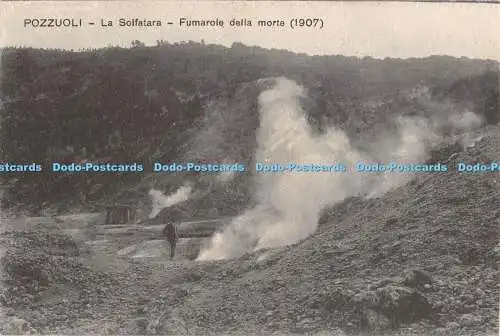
131,40,146,48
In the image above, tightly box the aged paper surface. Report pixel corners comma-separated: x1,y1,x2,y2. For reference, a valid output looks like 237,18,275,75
0,2,499,335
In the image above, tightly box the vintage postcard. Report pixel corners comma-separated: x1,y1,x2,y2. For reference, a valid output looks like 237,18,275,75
0,1,499,335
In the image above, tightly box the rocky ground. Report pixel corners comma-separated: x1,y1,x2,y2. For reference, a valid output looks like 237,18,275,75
1,128,499,336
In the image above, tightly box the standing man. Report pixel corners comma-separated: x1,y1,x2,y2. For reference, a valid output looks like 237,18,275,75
163,222,179,260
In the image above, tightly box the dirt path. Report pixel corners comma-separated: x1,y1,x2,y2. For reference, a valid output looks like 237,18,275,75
0,214,224,335
2,203,498,336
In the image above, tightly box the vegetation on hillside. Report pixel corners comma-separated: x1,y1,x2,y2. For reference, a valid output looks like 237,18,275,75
0,42,498,214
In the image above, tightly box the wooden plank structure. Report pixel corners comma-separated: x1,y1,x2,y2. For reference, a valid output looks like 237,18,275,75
105,205,134,224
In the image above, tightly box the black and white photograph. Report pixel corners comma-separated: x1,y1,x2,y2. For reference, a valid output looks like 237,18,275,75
0,1,499,335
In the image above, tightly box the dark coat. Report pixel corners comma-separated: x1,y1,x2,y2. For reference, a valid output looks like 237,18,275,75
163,223,178,243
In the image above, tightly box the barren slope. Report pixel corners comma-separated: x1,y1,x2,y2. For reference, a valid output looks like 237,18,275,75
2,127,497,336
166,126,500,336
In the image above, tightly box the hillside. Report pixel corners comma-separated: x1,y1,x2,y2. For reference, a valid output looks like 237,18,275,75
0,43,499,336
177,126,499,335
1,126,498,335
0,43,498,215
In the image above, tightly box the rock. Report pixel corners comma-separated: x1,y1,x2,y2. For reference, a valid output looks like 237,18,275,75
445,321,460,329
23,293,34,301
312,329,347,336
353,285,433,327
5,317,31,335
460,294,475,304
475,288,486,297
135,317,148,333
462,304,476,313
402,269,433,289
363,308,391,330
295,317,321,332
432,301,444,312
459,313,481,326
459,245,485,265
378,285,432,323
434,327,449,334
435,279,445,287
367,278,394,290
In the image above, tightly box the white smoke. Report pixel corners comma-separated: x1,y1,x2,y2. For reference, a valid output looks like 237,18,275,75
413,96,485,149
197,78,365,260
215,170,236,183
148,184,193,219
364,116,444,198
213,159,238,184
449,110,485,148
365,107,484,198
449,110,483,131
196,77,485,261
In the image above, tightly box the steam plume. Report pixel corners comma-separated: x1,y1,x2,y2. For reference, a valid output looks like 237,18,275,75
148,184,193,219
196,77,484,260
197,78,364,260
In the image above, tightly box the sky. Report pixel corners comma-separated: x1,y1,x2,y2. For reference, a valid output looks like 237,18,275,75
1,1,499,61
